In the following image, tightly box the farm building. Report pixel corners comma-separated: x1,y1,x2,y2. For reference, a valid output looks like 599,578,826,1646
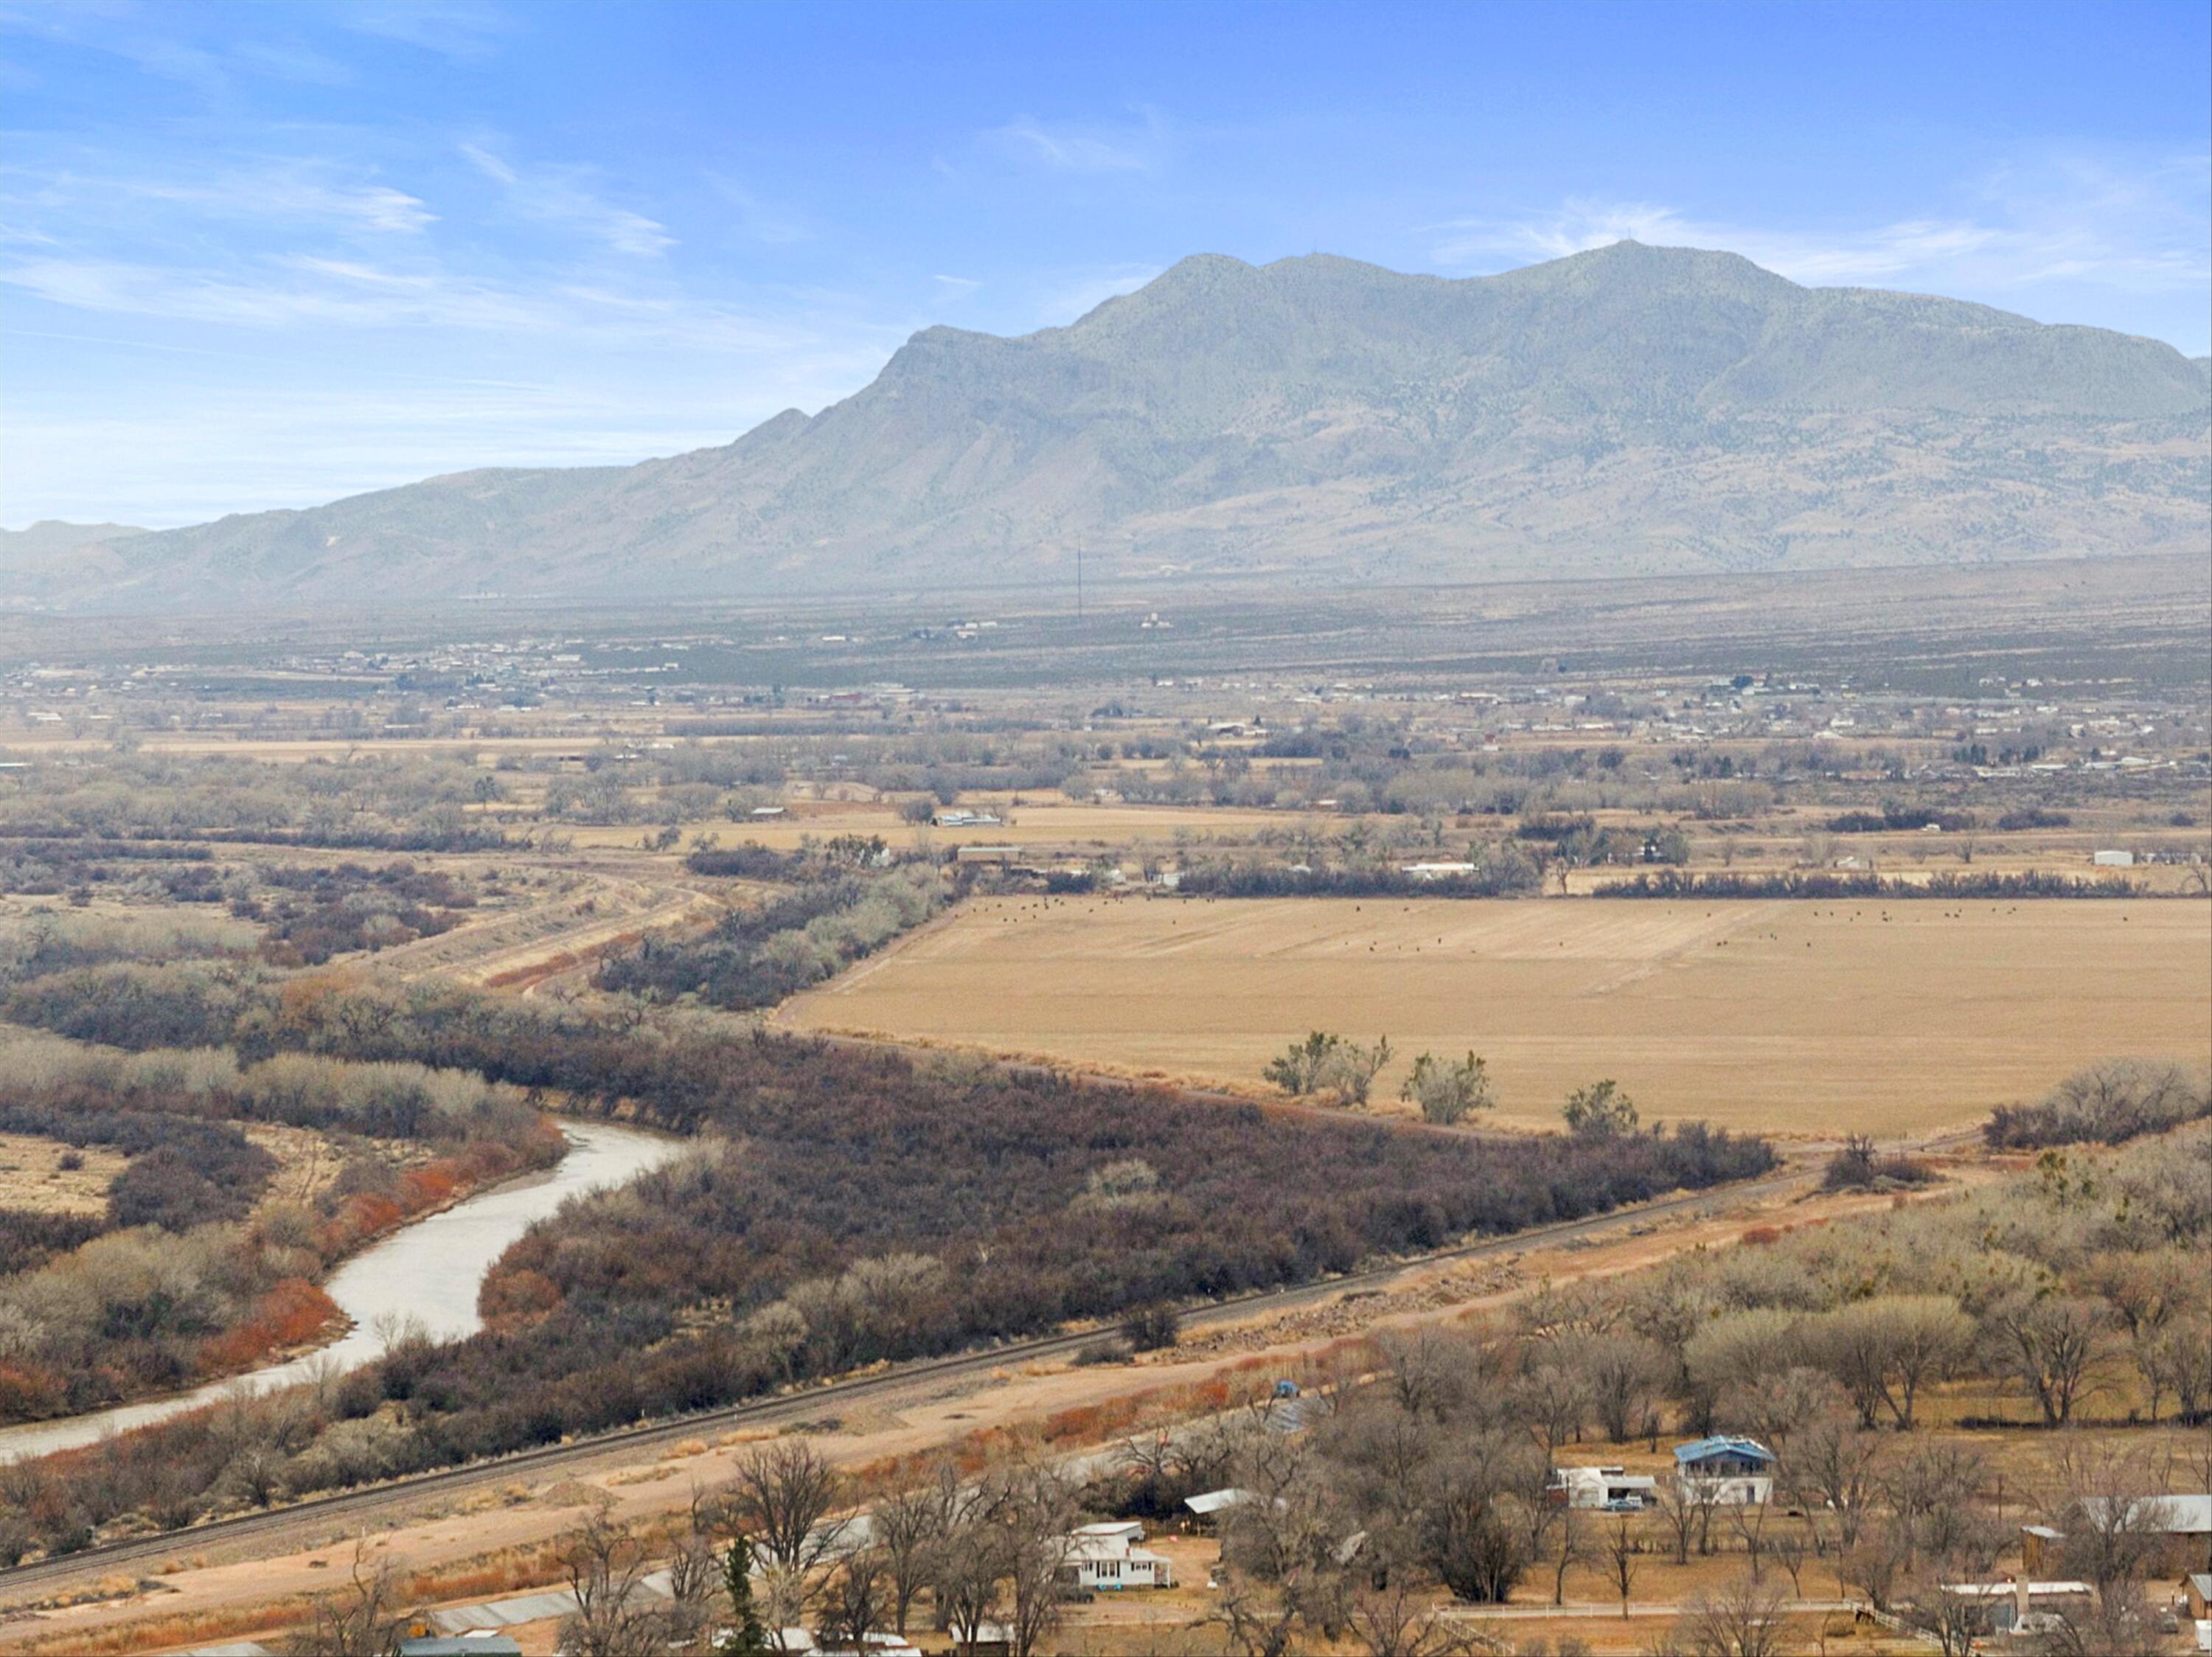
954,844,1023,866
1936,1580,2096,1636
1548,1465,1659,1510
2092,848,2136,866
1056,1521,1175,1590
2078,1493,2212,1574
1674,1436,1775,1505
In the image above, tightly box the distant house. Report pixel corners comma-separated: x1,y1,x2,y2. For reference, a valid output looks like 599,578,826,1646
749,805,787,819
954,844,1022,866
1674,1437,1775,1505
2187,1571,2212,1622
2092,848,2136,866
1057,1521,1175,1590
933,809,1004,827
1548,1465,1660,1510
1401,861,1478,880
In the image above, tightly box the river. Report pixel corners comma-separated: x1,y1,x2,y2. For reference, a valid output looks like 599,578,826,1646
0,1119,684,1462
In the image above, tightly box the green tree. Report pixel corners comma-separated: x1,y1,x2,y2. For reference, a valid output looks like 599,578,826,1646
1401,1052,1494,1125
1264,1030,1343,1095
1562,1080,1638,1139
717,1536,771,1656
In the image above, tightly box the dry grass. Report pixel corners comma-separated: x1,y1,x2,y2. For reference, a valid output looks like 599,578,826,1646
782,894,2212,1137
0,1131,126,1215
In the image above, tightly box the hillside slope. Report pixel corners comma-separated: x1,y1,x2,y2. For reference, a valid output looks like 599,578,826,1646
17,243,2209,611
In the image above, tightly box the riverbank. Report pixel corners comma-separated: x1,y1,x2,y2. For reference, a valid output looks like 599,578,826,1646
0,1120,684,1462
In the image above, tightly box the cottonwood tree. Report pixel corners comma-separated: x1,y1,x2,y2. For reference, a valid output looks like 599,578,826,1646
1807,1295,1975,1431
995,1463,1082,1657
1788,1411,1885,1552
870,1466,956,1633
1585,1333,1669,1445
720,1439,851,1576
1883,1442,1986,1565
1989,1294,2111,1425
1214,1431,1351,1655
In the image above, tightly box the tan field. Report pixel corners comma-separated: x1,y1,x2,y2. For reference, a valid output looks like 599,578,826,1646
0,1132,126,1215
560,794,1328,852
782,895,2212,1137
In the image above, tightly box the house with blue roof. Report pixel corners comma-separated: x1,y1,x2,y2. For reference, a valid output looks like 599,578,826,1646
1674,1436,1775,1506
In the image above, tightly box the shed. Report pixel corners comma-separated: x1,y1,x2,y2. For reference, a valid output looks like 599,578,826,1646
400,1640,524,1657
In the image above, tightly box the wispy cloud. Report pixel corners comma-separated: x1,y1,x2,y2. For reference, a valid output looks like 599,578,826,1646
983,109,1168,174
461,142,673,256
1432,151,2211,305
703,175,813,246
335,1,509,60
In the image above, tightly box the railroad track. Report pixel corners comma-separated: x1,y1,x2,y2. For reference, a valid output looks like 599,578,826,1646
0,1167,1806,1597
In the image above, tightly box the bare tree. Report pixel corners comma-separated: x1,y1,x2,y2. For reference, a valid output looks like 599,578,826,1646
1882,1441,1986,1565
815,1546,891,1656
1989,1295,2111,1426
872,1466,955,1633
722,1438,852,1576
285,1543,410,1657
1725,1494,1770,1581
1585,1333,1668,1444
1214,1431,1349,1656
1653,1479,1703,1567
1347,1566,1465,1657
1604,1512,1639,1617
2048,1439,2171,1592
2034,1581,2157,1657
931,1510,1009,1657
557,1512,672,1657
995,1463,1080,1657
1550,1500,1589,1605
1678,1574,1789,1657
1788,1411,1884,1551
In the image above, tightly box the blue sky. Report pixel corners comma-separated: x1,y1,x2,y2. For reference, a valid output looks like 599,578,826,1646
4,0,2207,529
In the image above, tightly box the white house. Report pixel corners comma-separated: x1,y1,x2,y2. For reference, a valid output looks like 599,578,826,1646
1674,1437,1775,1506
1548,1465,1660,1510
2092,849,2136,867
1057,1521,1175,1590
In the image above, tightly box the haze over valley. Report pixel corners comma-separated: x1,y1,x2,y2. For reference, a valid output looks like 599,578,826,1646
7,242,2207,614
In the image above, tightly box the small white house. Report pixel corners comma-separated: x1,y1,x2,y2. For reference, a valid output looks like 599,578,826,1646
1057,1521,1175,1591
1548,1465,1660,1510
1674,1437,1775,1506
2092,849,2136,867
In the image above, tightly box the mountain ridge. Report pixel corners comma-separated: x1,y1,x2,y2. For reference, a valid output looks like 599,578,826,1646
11,243,2208,614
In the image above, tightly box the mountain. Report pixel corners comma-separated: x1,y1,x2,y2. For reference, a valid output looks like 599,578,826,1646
13,243,2208,612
